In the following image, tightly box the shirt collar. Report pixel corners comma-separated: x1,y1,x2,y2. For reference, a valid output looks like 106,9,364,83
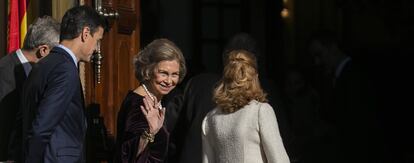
16,49,32,76
58,44,78,67
335,56,351,78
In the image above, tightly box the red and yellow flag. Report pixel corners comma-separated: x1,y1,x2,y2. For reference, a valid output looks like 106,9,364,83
7,0,28,53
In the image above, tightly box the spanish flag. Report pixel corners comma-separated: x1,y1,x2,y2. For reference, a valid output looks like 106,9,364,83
7,0,28,53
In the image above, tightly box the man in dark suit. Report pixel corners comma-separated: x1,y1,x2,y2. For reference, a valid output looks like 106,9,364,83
167,73,220,163
309,31,385,163
0,16,60,162
21,6,105,163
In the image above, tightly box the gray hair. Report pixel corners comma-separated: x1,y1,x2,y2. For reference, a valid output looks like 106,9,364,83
22,15,60,50
134,38,187,83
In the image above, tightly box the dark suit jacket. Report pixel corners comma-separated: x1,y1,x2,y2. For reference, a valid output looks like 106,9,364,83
21,47,87,163
168,73,220,163
0,51,27,161
329,60,384,163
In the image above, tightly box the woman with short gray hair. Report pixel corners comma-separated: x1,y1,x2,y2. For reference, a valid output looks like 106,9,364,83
115,38,186,163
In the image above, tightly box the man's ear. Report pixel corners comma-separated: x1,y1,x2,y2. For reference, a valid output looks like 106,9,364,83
81,27,91,42
36,45,50,58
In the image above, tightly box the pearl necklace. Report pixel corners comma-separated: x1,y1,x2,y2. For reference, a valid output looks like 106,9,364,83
142,84,163,110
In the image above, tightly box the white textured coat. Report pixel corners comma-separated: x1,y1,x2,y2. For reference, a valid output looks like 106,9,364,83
202,100,290,163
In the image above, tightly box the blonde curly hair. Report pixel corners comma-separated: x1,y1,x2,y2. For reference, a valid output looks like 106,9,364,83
213,50,267,113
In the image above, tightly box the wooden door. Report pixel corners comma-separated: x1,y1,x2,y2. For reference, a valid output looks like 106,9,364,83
83,0,140,137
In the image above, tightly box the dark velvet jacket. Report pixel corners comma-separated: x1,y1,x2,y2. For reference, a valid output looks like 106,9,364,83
115,91,169,163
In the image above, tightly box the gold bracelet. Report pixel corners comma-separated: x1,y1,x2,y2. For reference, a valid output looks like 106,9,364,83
142,130,155,143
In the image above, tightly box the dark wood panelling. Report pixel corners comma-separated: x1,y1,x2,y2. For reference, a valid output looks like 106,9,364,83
84,0,140,137
117,8,138,34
